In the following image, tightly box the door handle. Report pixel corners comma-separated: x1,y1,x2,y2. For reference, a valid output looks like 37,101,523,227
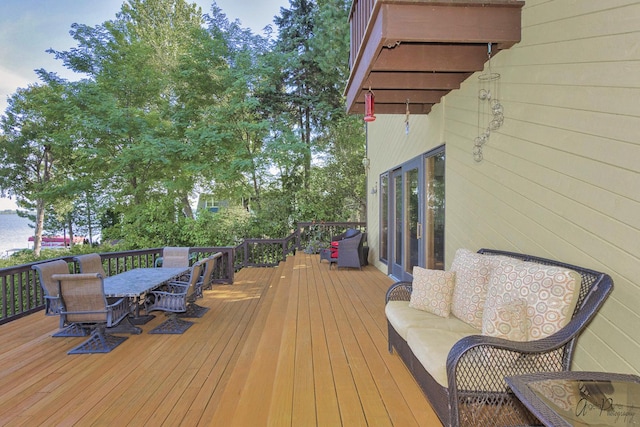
417,222,422,239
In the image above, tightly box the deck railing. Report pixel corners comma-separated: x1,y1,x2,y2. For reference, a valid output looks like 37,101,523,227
349,0,376,68
296,221,367,252
0,222,365,325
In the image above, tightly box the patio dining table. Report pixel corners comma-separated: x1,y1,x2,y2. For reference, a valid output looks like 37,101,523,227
103,267,190,333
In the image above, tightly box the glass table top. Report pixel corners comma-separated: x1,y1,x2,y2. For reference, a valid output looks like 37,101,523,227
527,377,640,426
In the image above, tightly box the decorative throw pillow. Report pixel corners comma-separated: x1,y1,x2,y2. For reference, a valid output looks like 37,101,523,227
409,267,456,317
450,249,497,329
482,298,528,341
484,257,581,340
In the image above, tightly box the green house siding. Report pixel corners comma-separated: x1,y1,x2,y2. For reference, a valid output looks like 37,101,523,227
366,0,640,375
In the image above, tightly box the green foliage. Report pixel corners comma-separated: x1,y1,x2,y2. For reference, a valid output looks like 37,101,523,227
0,0,366,251
183,207,251,246
104,198,187,248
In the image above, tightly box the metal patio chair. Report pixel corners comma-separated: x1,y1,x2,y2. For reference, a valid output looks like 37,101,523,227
177,253,222,318
145,261,204,333
52,273,130,354
32,260,87,337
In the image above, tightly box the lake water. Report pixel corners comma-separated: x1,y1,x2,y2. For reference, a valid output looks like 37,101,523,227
0,213,33,256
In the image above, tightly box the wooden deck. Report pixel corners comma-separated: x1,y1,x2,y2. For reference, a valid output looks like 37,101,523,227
0,252,442,426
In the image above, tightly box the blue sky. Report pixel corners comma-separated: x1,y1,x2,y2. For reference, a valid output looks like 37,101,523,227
0,0,288,210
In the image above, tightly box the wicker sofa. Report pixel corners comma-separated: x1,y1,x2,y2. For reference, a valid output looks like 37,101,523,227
385,248,613,427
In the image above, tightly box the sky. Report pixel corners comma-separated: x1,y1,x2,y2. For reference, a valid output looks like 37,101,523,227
0,0,289,210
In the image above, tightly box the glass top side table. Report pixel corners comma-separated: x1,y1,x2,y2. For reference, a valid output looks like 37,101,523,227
506,371,640,427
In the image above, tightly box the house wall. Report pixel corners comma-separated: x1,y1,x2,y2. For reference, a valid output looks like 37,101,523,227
366,0,640,375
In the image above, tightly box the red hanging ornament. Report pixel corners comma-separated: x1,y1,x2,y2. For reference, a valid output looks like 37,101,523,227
364,89,376,122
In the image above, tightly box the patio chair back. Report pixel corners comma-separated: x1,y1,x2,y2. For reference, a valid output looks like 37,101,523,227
74,253,107,277
161,247,190,268
336,232,364,270
200,252,223,292
32,260,70,315
53,273,109,323
331,228,361,242
186,261,204,302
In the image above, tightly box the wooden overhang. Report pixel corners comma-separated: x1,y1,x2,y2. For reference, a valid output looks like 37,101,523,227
345,0,525,116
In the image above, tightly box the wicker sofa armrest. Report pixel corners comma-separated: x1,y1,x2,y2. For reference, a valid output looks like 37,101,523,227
446,271,614,425
445,332,578,425
385,281,413,303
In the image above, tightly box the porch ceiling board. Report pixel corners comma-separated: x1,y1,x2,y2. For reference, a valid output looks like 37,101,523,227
368,71,473,90
374,44,490,73
345,0,524,115
355,102,434,115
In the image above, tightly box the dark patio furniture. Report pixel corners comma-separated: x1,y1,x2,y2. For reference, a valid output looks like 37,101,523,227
32,260,87,337
197,252,221,292
146,261,204,333
319,248,336,268
179,255,220,318
386,248,614,427
103,267,190,331
52,272,130,354
330,229,365,270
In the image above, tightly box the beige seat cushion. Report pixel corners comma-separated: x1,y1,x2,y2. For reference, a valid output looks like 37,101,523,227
406,328,477,387
386,301,478,340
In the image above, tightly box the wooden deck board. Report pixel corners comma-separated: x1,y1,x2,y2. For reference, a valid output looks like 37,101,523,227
0,252,442,426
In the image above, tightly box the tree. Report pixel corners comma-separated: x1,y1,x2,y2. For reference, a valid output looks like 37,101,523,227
0,78,75,256
270,0,366,222
51,0,218,229
0,0,367,252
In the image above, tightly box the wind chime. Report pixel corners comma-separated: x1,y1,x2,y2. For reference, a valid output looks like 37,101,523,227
473,43,504,162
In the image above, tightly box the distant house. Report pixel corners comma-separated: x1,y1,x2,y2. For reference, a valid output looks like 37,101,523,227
347,1,639,375
195,194,228,213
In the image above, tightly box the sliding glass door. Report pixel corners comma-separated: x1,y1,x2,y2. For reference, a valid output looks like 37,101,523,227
425,150,445,270
386,147,445,280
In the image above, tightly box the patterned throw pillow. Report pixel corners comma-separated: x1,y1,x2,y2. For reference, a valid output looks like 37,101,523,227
484,257,581,340
450,249,496,329
409,267,456,317
482,299,528,341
